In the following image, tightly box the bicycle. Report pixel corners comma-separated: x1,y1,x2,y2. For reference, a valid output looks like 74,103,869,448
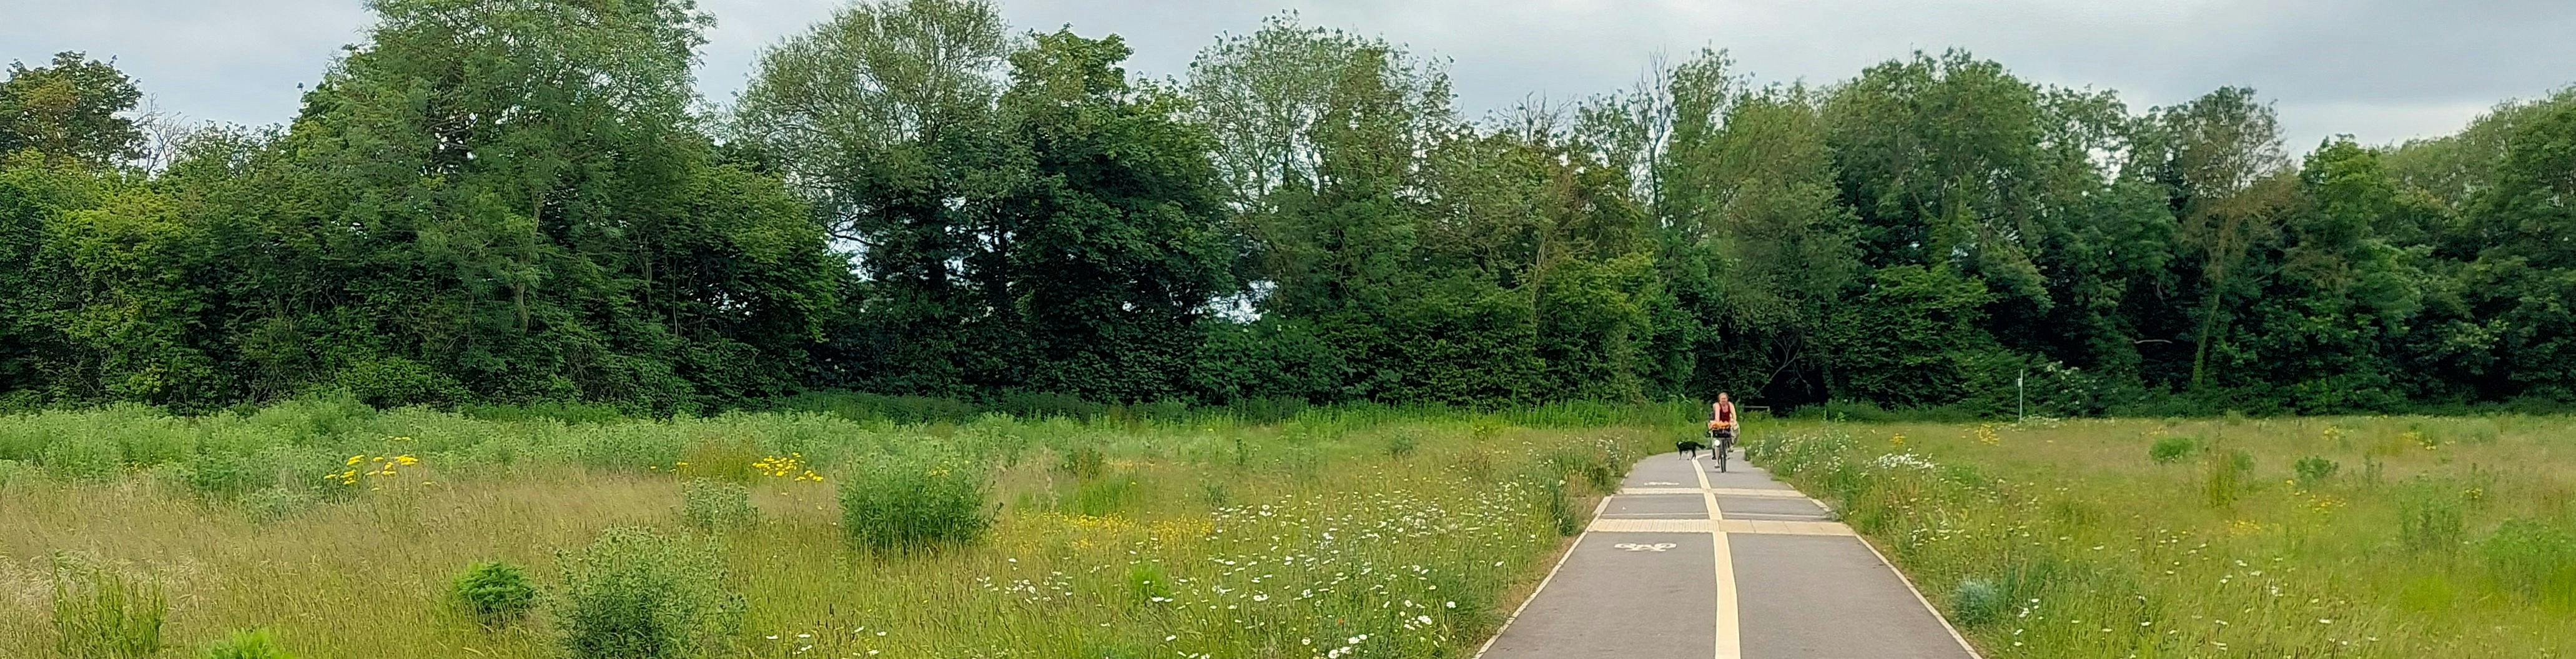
1710,427,1737,472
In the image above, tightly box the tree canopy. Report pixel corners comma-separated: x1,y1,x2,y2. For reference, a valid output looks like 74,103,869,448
2,0,2571,415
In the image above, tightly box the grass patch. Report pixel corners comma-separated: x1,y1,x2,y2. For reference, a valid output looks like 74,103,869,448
0,405,1661,657
1759,415,2576,658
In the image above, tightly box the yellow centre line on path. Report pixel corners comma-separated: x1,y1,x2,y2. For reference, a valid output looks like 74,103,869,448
1697,458,1742,659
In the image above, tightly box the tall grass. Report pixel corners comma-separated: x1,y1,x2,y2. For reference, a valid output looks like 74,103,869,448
51,560,165,659
0,403,1662,657
1758,415,2576,657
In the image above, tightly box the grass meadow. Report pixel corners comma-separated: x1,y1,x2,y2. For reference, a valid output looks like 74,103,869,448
0,399,1675,658
1754,415,2576,658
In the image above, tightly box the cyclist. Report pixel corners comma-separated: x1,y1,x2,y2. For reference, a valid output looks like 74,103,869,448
1708,392,1739,472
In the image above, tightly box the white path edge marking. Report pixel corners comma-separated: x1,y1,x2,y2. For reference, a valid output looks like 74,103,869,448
1698,458,1742,659
1804,495,1986,658
1470,493,1612,658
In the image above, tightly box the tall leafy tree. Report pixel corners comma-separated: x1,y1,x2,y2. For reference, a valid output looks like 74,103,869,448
734,0,1013,395
991,30,1231,400
0,52,144,167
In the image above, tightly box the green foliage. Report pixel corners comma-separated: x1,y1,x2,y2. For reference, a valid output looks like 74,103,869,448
2478,520,2576,608
1949,578,2006,628
199,628,295,659
555,527,744,659
450,561,539,629
2202,448,2253,507
1067,474,1145,516
679,479,759,532
51,562,165,659
1059,444,1105,480
1125,563,1172,606
1384,432,1419,458
242,487,315,523
2397,480,2468,552
676,438,761,482
2292,455,2339,485
0,1,2573,417
0,52,144,166
838,455,992,552
1540,474,1580,537
2148,436,2198,464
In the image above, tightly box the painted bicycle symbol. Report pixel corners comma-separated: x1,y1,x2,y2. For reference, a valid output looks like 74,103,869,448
1612,543,1677,552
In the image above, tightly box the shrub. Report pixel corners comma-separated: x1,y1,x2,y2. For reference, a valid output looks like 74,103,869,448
2148,435,2196,464
1950,578,2006,628
2478,520,2576,607
679,478,758,531
450,561,539,629
556,527,744,659
2292,455,2339,487
199,628,294,659
839,455,991,552
51,563,165,659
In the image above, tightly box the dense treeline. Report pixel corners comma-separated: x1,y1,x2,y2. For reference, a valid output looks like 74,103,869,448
1,0,2569,415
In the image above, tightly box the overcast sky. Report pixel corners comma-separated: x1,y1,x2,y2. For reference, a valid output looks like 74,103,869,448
6,0,2572,154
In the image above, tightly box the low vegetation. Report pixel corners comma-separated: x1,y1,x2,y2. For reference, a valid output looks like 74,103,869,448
0,400,1669,657
1755,415,2576,657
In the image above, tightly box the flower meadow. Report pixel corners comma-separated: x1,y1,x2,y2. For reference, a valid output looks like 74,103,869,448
0,399,1675,658
1754,415,2576,658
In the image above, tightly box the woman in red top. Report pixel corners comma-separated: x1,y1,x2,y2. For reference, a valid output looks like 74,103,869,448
1709,393,1739,470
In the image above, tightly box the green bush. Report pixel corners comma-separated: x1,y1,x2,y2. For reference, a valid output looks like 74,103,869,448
555,527,744,659
51,563,165,659
199,628,294,659
2292,455,2339,486
839,455,991,552
679,478,758,531
450,561,539,629
2478,520,2576,607
2148,435,2197,464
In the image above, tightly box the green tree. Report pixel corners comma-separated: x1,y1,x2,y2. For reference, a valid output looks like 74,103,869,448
991,30,1232,400
0,52,144,167
733,0,1013,395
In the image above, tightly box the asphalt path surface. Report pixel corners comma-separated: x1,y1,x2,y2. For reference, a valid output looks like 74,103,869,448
1476,448,1981,659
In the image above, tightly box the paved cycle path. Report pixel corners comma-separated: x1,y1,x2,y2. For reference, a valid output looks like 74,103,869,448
1477,450,1980,659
